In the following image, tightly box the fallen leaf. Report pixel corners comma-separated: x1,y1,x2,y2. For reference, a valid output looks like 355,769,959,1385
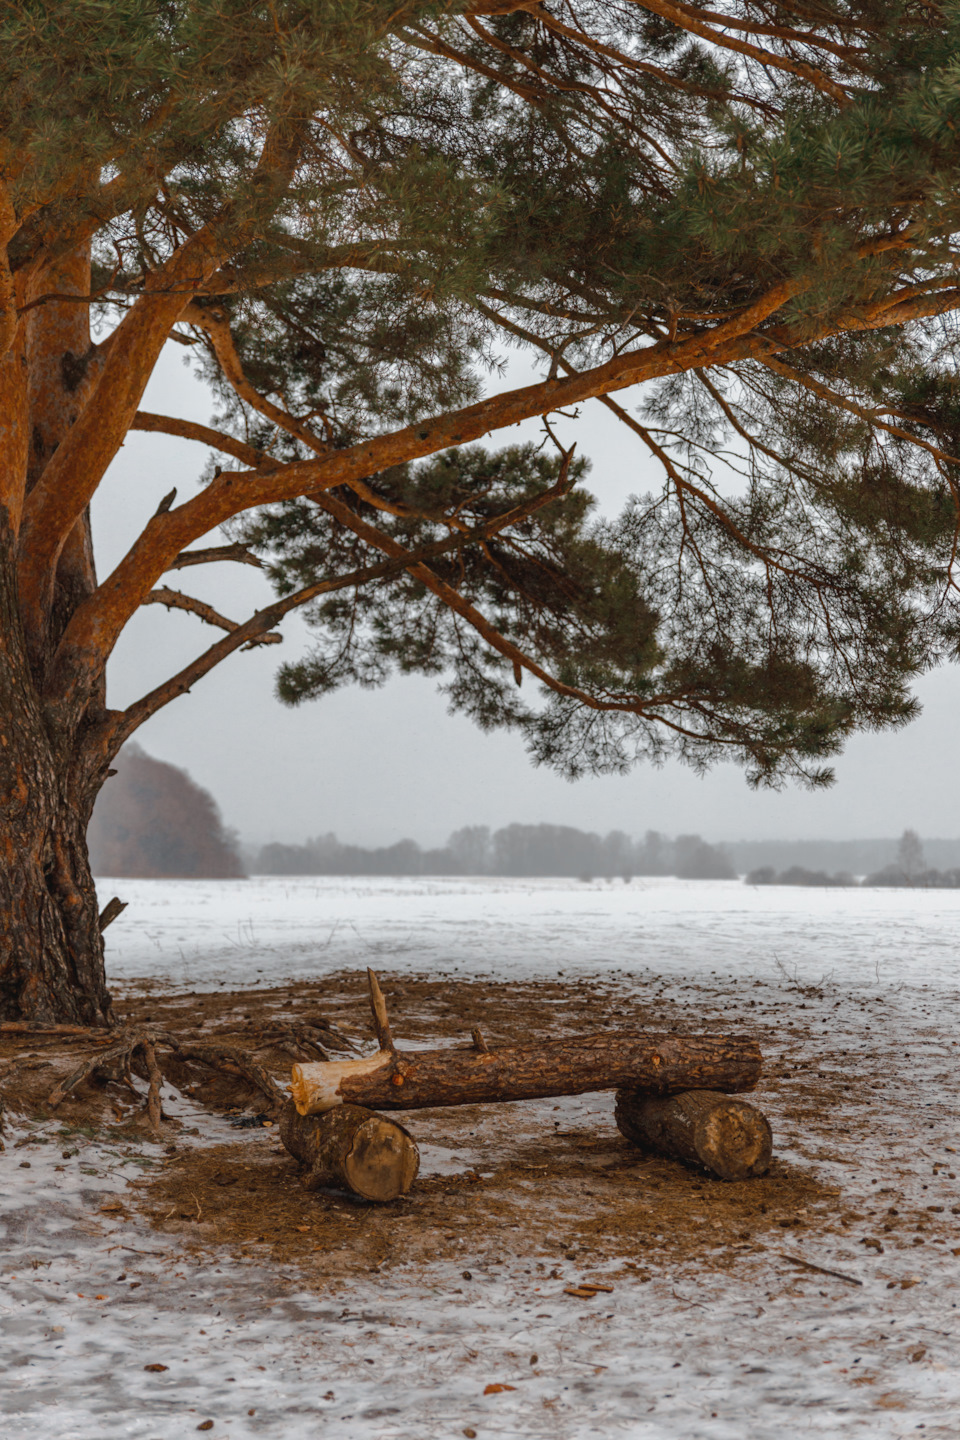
197,1423,215,1432
909,1347,927,1363
99,1201,123,1213
143,1363,168,1373
94,1295,108,1301
295,1225,311,1233
484,1383,517,1395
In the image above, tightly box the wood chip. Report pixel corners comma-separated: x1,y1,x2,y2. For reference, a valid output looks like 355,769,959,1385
563,1286,599,1298
483,1383,517,1395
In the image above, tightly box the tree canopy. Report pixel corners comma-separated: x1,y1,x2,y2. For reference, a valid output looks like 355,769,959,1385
8,0,960,810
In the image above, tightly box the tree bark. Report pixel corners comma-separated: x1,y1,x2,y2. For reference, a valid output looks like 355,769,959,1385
279,1099,420,1201
0,511,111,1025
0,249,115,1026
289,1032,762,1116
614,1087,772,1181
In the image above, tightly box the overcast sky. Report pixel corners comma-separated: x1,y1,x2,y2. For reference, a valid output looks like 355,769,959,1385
92,344,960,848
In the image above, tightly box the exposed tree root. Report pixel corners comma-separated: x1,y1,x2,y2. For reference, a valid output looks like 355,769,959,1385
43,1027,298,1129
47,1027,179,1129
174,1042,288,1112
252,1017,360,1062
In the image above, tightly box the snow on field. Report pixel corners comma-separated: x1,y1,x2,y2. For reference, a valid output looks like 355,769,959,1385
3,877,960,1439
96,872,960,991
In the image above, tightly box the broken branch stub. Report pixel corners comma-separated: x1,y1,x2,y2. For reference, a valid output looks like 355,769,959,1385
290,1032,762,1116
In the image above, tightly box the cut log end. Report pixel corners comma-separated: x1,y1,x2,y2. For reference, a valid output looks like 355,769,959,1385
615,1087,772,1182
279,1100,419,1201
290,1052,390,1115
343,1113,420,1201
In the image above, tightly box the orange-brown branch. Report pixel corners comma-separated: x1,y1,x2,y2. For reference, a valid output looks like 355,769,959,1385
142,586,282,646
167,543,263,571
17,226,228,638
629,0,853,105
131,412,263,468
17,115,304,654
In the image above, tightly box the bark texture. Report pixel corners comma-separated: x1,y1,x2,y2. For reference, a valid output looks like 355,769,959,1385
0,252,114,1025
615,1087,773,1181
0,512,110,1024
290,1032,762,1115
279,1099,419,1201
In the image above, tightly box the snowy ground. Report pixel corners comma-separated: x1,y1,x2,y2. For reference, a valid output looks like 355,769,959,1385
3,876,960,1438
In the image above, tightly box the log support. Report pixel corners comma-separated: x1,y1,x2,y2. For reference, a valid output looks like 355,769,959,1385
279,1099,419,1201
615,1087,773,1181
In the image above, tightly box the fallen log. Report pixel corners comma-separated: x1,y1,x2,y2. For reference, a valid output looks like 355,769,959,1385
279,1099,419,1201
615,1087,772,1181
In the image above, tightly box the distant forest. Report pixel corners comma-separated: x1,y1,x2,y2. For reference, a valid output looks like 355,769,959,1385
89,745,244,879
88,746,960,886
253,826,736,879
745,830,960,889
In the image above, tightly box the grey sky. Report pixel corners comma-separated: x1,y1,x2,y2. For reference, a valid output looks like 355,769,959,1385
93,345,960,848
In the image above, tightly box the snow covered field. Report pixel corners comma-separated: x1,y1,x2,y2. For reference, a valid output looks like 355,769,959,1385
97,872,960,991
3,876,960,1439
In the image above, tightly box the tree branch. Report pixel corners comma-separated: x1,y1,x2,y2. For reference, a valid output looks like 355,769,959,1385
17,116,305,660
627,0,853,105
108,477,584,746
142,586,281,647
131,411,264,467
185,305,329,455
167,543,263,571
45,268,960,724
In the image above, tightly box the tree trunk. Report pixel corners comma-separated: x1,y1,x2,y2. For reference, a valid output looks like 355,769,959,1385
279,1099,420,1201
289,1032,762,1115
0,251,114,1026
615,1087,772,1181
0,516,111,1026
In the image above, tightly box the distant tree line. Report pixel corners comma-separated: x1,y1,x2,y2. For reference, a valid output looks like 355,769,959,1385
729,835,960,877
254,825,735,880
746,831,960,888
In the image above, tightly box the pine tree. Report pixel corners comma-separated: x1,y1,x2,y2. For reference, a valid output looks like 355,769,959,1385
5,2,960,1019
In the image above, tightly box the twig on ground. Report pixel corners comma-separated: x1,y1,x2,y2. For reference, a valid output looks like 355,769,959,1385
47,1028,179,1113
780,1252,863,1286
0,1022,108,1036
